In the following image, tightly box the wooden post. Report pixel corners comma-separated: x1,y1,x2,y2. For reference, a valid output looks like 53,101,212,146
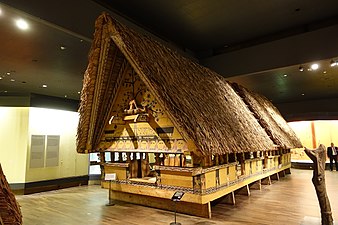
304,144,333,225
219,192,236,205
111,151,115,162
155,153,160,166
215,154,219,166
250,180,262,190
119,152,123,162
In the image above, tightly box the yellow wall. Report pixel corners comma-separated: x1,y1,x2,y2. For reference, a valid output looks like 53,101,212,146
26,108,88,182
289,120,338,161
0,107,29,183
0,107,89,184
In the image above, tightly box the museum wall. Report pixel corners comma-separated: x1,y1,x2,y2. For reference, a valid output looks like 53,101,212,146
289,120,338,161
25,107,88,182
0,107,89,186
0,107,29,183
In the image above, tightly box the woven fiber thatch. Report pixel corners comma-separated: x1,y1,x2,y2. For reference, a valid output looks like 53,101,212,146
231,82,302,149
0,164,22,225
77,14,127,153
77,12,286,155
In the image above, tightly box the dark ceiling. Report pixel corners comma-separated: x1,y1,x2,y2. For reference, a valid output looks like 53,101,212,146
1,0,338,119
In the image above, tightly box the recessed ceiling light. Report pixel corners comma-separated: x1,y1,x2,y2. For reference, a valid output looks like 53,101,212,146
323,71,327,74
10,79,15,82
60,45,66,50
4,91,7,93
42,84,47,88
77,91,81,94
330,60,337,67
283,74,287,77
311,63,319,70
301,93,305,96
16,18,29,30
298,66,304,72
0,77,2,80
6,72,10,75
64,95,68,98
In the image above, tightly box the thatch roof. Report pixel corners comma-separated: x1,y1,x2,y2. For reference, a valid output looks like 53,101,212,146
0,164,22,225
231,82,302,149
77,12,301,155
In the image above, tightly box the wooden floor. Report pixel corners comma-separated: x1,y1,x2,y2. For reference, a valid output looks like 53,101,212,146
16,168,338,225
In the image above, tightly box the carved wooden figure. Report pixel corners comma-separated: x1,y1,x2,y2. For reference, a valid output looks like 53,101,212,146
304,144,333,225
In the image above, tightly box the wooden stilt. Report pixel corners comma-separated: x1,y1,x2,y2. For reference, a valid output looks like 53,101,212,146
249,180,262,190
261,176,271,185
271,172,279,181
236,184,250,196
219,192,236,205
278,170,286,178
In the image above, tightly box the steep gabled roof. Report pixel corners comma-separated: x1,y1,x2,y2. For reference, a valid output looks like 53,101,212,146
231,82,302,149
77,13,301,155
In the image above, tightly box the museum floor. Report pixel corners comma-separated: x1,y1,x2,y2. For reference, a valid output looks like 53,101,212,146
16,168,338,225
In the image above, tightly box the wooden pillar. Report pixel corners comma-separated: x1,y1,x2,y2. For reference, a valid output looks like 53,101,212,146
250,180,262,190
99,152,105,163
155,153,160,166
126,152,131,163
271,172,279,181
119,152,123,163
220,192,236,205
236,184,251,196
215,154,219,166
225,154,229,164
261,176,271,185
111,151,115,162
219,154,225,165
305,145,333,225
253,151,258,159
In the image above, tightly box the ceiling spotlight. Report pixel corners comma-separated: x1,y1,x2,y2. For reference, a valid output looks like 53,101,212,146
298,66,304,72
16,18,29,30
311,63,319,70
0,77,2,80
42,84,47,88
6,72,10,75
330,60,337,67
60,45,66,50
283,74,287,77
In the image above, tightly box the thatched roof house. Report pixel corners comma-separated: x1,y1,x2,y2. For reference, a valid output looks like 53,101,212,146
0,164,22,225
77,12,302,156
